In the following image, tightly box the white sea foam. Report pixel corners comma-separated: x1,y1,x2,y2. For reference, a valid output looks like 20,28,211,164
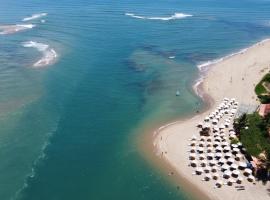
22,13,47,22
0,24,35,35
196,39,270,72
125,12,192,21
22,41,58,68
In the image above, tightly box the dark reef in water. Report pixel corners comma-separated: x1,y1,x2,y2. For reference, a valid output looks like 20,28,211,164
140,44,177,58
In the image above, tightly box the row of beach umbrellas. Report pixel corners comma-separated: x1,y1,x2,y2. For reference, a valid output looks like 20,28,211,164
188,98,255,188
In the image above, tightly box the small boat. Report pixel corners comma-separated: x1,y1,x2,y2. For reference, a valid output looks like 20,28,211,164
176,90,180,96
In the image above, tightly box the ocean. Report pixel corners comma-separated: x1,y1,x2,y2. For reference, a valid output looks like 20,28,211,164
0,0,270,199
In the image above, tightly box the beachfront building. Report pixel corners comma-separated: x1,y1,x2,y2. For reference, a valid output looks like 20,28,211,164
258,104,270,117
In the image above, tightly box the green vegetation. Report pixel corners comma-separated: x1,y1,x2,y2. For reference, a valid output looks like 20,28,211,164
234,113,270,160
255,73,270,103
230,138,239,144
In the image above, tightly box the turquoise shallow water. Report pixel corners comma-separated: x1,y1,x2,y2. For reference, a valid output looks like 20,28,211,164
0,0,270,199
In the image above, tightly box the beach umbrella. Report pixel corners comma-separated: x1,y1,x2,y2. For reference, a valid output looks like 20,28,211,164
200,160,207,167
247,175,255,182
230,163,238,170
209,160,217,166
215,146,223,152
198,142,204,147
232,170,240,177
197,122,203,128
229,129,235,134
223,146,231,153
218,158,226,165
212,119,218,124
200,136,206,141
212,173,219,180
237,142,242,147
211,166,219,173
223,170,232,179
190,160,198,167
207,152,214,158
215,152,223,158
206,137,211,142
220,133,226,138
189,153,196,160
232,148,240,154
239,162,247,169
190,141,196,146
224,122,230,128
227,158,235,165
221,164,230,171
206,142,212,147
221,141,229,147
225,152,232,158
231,98,236,102
207,147,213,153
234,101,238,105
209,114,214,119
204,117,210,122
244,168,252,176
197,147,204,153
235,154,242,161
227,178,234,186
213,142,220,147
190,149,196,153
214,137,221,142
204,174,211,181
215,180,223,188
195,167,203,175
219,124,225,130
190,146,196,152
204,166,211,173
231,144,238,148
224,97,229,101
199,154,206,160
236,177,243,184
203,123,210,129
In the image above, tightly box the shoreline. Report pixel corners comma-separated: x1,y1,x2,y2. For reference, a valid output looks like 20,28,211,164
150,38,270,200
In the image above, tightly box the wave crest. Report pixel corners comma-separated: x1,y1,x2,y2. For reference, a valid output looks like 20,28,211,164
22,41,58,68
22,13,47,22
0,24,35,35
125,12,193,21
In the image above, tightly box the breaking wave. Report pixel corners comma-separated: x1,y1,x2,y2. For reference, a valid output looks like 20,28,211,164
22,41,58,68
193,38,270,97
0,24,35,35
125,12,193,21
22,13,47,22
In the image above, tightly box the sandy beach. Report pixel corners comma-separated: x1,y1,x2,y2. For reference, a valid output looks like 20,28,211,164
153,39,270,200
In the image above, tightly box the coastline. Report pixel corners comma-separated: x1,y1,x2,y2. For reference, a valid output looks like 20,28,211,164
151,38,270,200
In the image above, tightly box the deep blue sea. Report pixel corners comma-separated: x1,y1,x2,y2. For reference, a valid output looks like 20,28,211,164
0,0,270,199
